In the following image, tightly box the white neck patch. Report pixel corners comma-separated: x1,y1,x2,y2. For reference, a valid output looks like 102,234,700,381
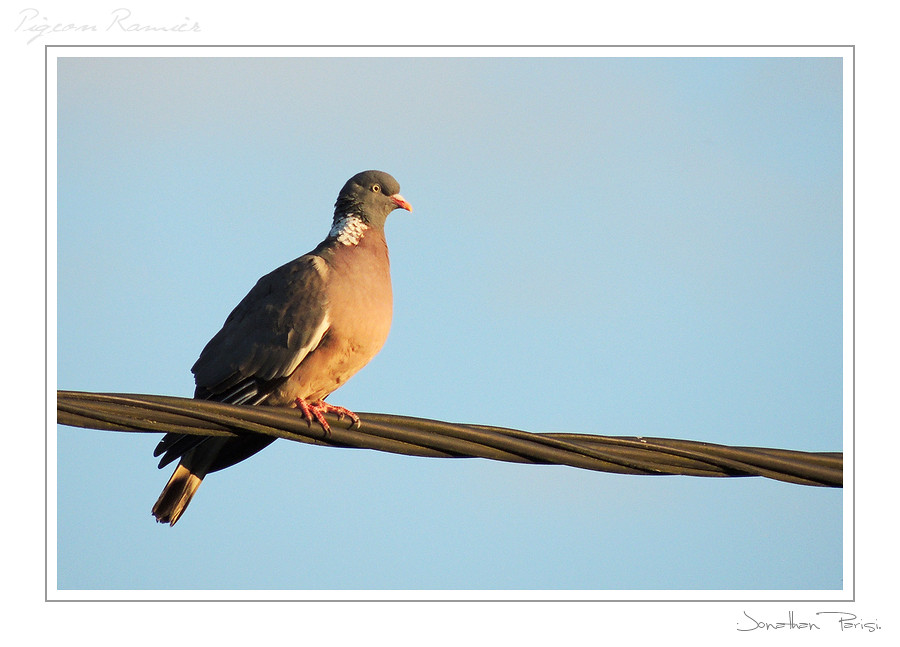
329,214,369,246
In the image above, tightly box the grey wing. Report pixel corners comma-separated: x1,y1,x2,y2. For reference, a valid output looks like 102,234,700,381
154,254,330,472
191,253,331,400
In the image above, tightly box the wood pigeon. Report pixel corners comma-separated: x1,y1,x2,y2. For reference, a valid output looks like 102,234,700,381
151,170,412,525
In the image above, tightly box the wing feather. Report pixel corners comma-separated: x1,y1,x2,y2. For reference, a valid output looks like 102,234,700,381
155,253,331,471
190,253,331,396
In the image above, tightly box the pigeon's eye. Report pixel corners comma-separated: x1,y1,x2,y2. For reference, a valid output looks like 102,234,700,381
372,184,381,193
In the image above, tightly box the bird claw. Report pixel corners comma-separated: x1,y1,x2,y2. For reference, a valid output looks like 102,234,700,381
294,398,361,433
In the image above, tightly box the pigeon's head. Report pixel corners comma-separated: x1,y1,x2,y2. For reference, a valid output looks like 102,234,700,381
333,170,412,229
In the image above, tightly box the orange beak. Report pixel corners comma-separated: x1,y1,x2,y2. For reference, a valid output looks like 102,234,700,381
390,193,413,212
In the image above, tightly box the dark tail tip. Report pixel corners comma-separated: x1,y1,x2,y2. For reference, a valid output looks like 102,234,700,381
152,464,203,526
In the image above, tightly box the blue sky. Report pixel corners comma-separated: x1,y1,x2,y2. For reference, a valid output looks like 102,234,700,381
55,54,844,592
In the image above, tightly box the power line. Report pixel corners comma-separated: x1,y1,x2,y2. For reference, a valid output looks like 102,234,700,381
56,390,842,487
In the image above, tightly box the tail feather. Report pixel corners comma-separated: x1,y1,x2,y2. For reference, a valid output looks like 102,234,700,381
152,438,225,526
152,464,203,525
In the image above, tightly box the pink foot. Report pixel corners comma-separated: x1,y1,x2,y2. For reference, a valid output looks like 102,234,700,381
294,398,361,432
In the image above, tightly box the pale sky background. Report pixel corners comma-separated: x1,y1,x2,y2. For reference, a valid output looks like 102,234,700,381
53,53,847,593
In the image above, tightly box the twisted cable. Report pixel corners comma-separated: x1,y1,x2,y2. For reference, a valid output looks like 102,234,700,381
56,390,842,487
